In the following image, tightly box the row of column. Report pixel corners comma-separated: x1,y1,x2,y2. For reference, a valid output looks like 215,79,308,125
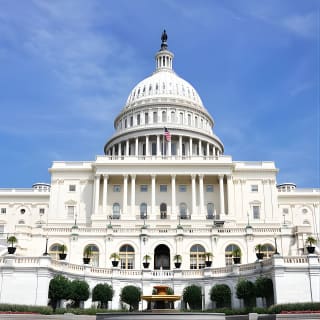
107,135,221,157
93,174,233,217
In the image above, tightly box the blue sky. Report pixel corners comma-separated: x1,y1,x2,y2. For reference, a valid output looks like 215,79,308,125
0,0,319,188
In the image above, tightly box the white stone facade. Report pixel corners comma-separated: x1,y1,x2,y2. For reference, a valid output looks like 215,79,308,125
0,32,319,308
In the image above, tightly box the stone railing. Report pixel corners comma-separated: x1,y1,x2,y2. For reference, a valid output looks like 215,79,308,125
0,255,318,281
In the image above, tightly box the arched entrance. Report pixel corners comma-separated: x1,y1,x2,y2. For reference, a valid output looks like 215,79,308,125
154,244,170,270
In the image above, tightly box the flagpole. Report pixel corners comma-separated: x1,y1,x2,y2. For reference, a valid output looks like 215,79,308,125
162,128,164,157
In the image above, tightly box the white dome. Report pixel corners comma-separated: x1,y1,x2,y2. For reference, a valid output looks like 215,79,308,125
125,69,204,110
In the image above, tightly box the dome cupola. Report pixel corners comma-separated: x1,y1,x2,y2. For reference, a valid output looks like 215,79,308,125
104,31,224,158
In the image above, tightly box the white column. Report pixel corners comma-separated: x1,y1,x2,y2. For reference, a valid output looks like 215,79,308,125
198,140,202,156
118,143,121,156
240,179,246,219
102,174,109,215
189,137,193,156
93,175,100,215
131,175,136,216
191,174,196,217
219,175,225,215
168,140,171,156
151,175,156,216
126,140,129,156
112,145,115,156
212,146,216,157
145,135,149,157
179,135,182,157
135,137,139,156
199,174,204,215
206,143,209,157
123,175,128,215
157,135,161,157
171,174,176,216
226,175,233,216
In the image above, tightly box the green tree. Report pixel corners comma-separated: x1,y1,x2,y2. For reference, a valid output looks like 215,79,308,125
48,275,71,312
183,284,202,310
92,283,114,309
210,284,231,308
120,285,141,311
255,277,274,307
236,278,256,308
69,279,90,308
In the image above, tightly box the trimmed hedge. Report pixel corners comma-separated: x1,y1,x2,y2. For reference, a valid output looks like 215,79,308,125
268,302,320,314
0,304,52,315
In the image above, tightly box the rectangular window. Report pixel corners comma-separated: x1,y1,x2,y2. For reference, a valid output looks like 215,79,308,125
151,143,157,155
171,143,177,155
145,112,149,124
0,208,6,214
253,206,260,219
67,206,75,217
113,185,121,192
140,185,148,192
179,185,187,192
206,185,214,192
137,114,141,125
160,185,167,192
39,208,45,214
69,184,76,192
251,185,258,192
282,208,289,214
130,116,133,126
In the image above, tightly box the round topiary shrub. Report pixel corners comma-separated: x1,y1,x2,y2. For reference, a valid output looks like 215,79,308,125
92,283,114,308
68,279,90,308
236,278,256,308
120,285,142,311
210,283,231,308
183,284,202,310
255,277,274,306
48,274,71,312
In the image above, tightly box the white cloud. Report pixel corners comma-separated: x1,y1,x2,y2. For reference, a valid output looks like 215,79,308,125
282,12,318,39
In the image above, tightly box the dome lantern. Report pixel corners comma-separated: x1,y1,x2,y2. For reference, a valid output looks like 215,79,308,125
155,30,174,72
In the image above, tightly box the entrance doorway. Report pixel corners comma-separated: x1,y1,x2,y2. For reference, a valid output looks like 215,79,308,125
154,244,170,270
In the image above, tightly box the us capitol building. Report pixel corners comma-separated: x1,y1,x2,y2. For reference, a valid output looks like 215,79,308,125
0,31,319,308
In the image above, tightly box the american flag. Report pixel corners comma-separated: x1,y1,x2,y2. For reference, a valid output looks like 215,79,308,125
164,127,171,142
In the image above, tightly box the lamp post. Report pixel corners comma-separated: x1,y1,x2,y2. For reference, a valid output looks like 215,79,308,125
274,234,279,255
43,211,49,256
43,236,49,256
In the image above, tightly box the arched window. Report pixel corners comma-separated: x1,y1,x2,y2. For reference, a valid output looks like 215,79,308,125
160,203,167,219
140,203,147,219
207,203,214,219
179,202,188,219
179,112,184,124
84,244,99,266
153,111,157,123
49,243,61,260
120,244,135,269
171,111,175,123
261,244,275,259
162,111,166,122
190,244,205,269
225,244,241,266
112,203,120,219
